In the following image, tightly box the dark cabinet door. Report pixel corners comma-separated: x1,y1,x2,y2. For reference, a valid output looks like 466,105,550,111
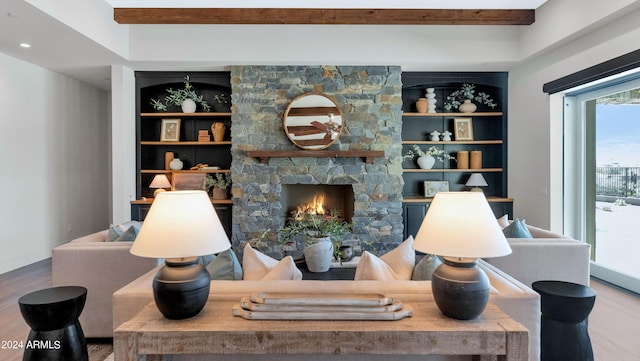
403,203,429,239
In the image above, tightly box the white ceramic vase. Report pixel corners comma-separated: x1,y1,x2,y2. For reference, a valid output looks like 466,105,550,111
181,99,197,113
417,155,436,169
169,158,183,170
458,99,477,113
304,237,334,273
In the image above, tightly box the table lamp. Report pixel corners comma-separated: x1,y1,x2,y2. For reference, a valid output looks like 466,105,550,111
130,190,230,319
465,173,488,192
413,192,511,320
149,174,172,197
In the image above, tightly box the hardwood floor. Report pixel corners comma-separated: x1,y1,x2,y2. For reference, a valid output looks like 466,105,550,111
1,258,639,360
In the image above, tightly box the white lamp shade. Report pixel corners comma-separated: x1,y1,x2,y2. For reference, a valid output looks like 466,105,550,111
413,192,511,258
465,173,488,187
149,174,172,189
130,190,230,258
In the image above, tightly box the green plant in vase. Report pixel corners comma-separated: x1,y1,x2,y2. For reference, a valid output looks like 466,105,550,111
206,173,231,199
150,75,211,112
443,83,497,113
279,213,352,273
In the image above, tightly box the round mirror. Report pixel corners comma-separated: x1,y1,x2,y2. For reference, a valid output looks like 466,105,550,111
283,92,343,150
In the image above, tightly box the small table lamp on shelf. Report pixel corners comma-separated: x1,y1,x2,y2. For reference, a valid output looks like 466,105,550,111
130,190,230,319
149,174,172,197
413,192,511,320
465,173,488,192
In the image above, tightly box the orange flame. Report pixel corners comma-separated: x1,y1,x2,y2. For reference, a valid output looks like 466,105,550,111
294,193,326,219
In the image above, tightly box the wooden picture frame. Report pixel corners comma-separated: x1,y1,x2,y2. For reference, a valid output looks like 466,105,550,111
161,118,181,142
171,172,206,191
423,181,450,197
453,117,473,141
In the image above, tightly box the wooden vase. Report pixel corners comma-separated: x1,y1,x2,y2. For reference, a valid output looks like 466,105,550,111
212,122,226,142
416,98,428,113
212,187,229,200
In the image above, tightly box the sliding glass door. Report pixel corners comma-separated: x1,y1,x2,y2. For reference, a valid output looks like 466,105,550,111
565,79,640,293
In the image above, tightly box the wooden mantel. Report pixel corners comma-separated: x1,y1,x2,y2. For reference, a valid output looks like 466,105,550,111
246,150,385,164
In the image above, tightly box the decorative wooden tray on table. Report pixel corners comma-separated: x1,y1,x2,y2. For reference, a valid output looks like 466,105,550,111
232,292,413,320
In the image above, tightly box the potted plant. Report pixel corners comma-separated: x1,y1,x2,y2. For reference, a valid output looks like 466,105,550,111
403,144,456,169
150,75,212,113
279,214,352,273
443,83,497,113
206,173,231,199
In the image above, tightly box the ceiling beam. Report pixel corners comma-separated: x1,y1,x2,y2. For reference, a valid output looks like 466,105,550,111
114,8,535,25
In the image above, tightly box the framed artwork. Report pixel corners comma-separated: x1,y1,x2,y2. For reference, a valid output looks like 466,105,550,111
423,181,450,197
161,118,181,142
453,117,473,141
171,172,206,191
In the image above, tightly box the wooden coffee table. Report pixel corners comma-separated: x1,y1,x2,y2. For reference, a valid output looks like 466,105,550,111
114,296,528,361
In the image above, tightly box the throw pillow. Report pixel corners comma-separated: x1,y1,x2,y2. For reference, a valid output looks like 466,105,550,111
242,243,302,281
206,249,243,280
105,224,138,242
496,214,510,229
502,218,533,238
354,236,415,281
411,254,442,281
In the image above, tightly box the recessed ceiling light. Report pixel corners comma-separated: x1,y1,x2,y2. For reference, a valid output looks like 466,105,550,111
19,43,31,48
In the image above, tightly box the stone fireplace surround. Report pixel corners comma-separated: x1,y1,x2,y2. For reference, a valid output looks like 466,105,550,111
230,65,404,255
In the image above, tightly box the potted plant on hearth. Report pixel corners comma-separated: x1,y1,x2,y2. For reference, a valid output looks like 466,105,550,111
279,213,352,273
150,75,212,113
443,83,497,113
206,173,232,200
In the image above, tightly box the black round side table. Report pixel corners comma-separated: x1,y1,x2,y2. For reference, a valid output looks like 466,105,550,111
18,286,88,361
532,280,597,361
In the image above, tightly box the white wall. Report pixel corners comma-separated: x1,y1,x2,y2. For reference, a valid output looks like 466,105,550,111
0,52,110,274
508,5,640,231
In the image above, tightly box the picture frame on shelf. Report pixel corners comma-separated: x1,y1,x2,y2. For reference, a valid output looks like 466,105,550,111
423,181,450,197
160,118,181,142
171,172,206,191
453,117,473,141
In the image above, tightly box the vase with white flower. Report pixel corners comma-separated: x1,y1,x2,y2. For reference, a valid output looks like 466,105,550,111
403,144,456,169
443,83,498,113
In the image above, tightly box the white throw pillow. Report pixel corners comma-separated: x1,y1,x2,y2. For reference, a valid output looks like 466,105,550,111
354,236,415,281
242,243,302,280
496,214,510,229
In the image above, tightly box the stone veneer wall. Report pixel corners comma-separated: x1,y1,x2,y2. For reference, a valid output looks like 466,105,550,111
230,65,404,255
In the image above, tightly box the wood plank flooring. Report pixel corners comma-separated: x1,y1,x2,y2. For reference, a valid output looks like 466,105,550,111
1,258,639,360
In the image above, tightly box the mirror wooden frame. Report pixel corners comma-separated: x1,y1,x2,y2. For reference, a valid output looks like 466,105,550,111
283,92,343,150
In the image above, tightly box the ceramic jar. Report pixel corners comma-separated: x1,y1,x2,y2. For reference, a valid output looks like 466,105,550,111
417,155,436,169
169,158,184,170
416,98,428,113
458,99,477,113
181,99,197,113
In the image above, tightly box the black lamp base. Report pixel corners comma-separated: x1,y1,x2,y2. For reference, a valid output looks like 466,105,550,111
153,257,211,320
430,257,490,320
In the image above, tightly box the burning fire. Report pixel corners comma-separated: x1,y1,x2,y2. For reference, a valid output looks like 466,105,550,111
293,194,326,220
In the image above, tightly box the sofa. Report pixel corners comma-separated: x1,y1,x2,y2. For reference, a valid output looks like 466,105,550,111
113,259,541,361
485,224,591,287
51,230,159,338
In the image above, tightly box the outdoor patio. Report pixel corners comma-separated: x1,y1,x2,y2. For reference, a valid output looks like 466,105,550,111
595,200,640,277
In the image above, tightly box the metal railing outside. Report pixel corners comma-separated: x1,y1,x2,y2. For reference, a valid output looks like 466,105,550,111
596,167,640,198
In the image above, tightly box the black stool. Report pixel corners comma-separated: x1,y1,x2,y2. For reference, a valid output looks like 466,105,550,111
532,280,596,361
18,286,88,361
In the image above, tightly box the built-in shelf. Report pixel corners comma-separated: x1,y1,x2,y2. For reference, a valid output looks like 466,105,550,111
403,196,514,203
130,198,233,205
140,169,231,174
140,112,232,117
247,150,385,164
140,141,232,146
402,140,502,145
402,112,503,117
403,168,503,173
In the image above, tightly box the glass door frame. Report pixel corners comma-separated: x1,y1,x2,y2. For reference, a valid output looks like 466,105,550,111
564,76,640,293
